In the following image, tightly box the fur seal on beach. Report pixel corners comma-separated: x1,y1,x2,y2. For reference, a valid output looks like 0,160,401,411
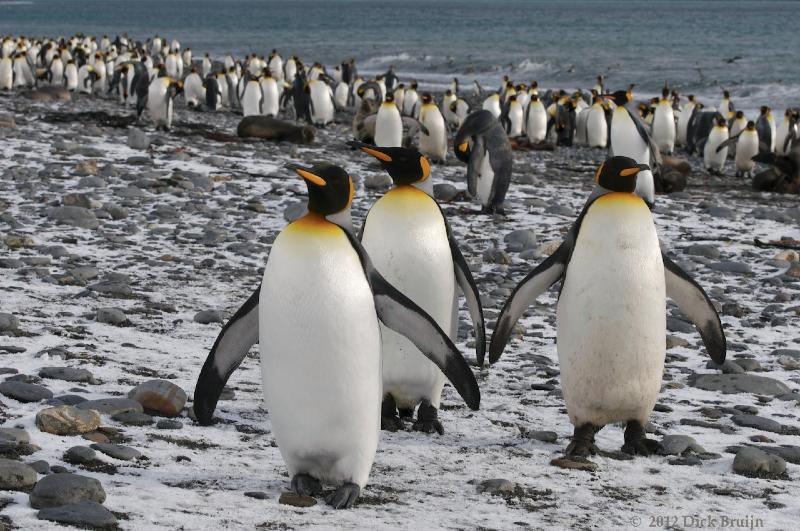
236,116,315,144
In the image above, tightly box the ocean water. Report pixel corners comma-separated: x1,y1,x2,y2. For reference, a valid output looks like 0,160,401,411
1,0,798,114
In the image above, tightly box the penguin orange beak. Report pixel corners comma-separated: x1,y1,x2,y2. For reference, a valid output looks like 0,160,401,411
286,163,326,186
457,142,469,152
346,141,392,162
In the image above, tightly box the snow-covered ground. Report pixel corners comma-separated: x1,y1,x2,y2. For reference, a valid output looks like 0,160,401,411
0,90,798,530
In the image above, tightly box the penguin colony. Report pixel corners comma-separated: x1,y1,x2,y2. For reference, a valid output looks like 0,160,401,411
5,31,800,510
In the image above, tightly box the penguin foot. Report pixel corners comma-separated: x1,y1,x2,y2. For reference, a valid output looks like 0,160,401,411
325,483,360,509
398,407,415,420
412,400,444,435
380,395,404,432
291,473,322,497
565,423,600,457
621,420,662,456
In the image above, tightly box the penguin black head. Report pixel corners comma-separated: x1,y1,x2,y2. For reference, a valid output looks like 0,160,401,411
410,80,418,90
661,86,669,99
286,163,353,215
530,94,539,102
594,157,650,193
348,141,430,186
715,115,727,127
759,106,769,115
723,90,730,99
421,92,433,105
384,93,395,104
509,95,517,103
746,121,756,130
531,80,538,89
449,100,458,112
735,110,744,119
604,90,630,105
445,89,453,96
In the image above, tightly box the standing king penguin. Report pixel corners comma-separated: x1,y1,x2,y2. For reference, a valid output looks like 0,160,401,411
350,143,485,433
489,156,726,461
454,110,513,214
193,162,480,508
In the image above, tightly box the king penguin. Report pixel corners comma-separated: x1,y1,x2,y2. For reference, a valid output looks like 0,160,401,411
525,94,547,144
585,95,608,148
454,110,513,214
418,93,448,162
704,115,729,175
604,89,661,206
489,156,726,462
651,86,676,155
350,142,485,433
374,93,403,147
192,162,479,509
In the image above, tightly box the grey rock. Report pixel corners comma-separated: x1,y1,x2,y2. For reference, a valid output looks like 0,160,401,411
706,360,745,374
0,313,19,332
38,367,94,383
364,173,392,190
0,428,29,445
128,129,150,150
708,261,751,274
504,229,537,252
194,310,223,324
62,192,92,209
522,430,558,443
128,379,187,417
667,317,695,334
48,394,88,406
64,445,97,464
37,502,118,528
69,266,99,283
244,491,269,500
47,206,99,230
77,398,143,415
0,458,37,490
0,113,16,128
707,206,736,219
0,381,53,402
96,307,129,326
660,435,706,456
111,411,153,426
433,183,459,201
87,280,132,296
731,414,784,434
689,373,791,396
36,405,100,435
477,478,517,494
90,443,142,461
771,349,800,360
733,446,786,478
156,419,183,430
28,460,50,474
29,473,106,508
732,358,762,372
279,491,317,507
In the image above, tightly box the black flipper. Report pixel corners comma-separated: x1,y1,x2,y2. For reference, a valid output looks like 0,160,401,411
340,228,480,410
662,253,726,363
193,285,261,425
438,205,486,366
716,134,740,153
626,106,662,167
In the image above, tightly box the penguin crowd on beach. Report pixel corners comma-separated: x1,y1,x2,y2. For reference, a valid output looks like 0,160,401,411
4,30,799,510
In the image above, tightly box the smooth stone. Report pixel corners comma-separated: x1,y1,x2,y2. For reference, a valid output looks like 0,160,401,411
47,206,99,230
504,229,537,252
128,379,187,417
522,430,558,443
38,367,94,383
96,307,129,326
128,129,150,150
0,313,20,332
0,428,29,445
47,394,88,406
28,460,50,474
90,443,141,461
0,381,53,402
706,360,745,374
194,310,223,325
708,261,751,274
111,411,153,426
64,445,97,464
771,348,800,360
29,473,106,508
37,502,117,528
156,419,183,430
689,373,791,396
684,244,720,259
660,435,706,456
36,405,101,435
433,183,459,201
477,478,517,494
244,491,269,500
550,457,598,472
278,491,317,507
76,398,143,415
0,458,37,490
731,414,784,434
364,173,392,190
733,447,786,478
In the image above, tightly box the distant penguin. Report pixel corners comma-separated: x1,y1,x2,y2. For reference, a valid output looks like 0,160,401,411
48,55,64,85
482,92,502,119
284,55,297,83
63,59,78,91
489,156,725,461
393,83,405,112
418,93,447,162
442,90,458,126
502,95,524,137
604,89,661,206
202,53,212,78
450,97,469,127
204,75,222,110
403,81,419,117
146,76,182,130
526,94,547,143
351,143,485,433
652,87,675,154
735,121,760,177
76,64,97,94
676,95,697,147
184,68,205,107
454,110,513,214
0,55,12,90
193,162,480,509
728,110,747,157
334,80,349,110
308,79,334,126
775,109,798,155
704,115,729,175
182,48,192,70
374,93,403,147
268,50,284,82
718,90,734,120
586,96,608,148
259,70,280,117
240,76,263,117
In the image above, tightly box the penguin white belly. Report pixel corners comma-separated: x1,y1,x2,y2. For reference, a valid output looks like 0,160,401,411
775,122,789,155
676,106,692,146
241,82,262,117
184,76,205,106
586,107,608,148
309,82,334,125
362,188,454,408
575,109,589,145
482,98,501,119
260,220,381,488
147,80,168,127
374,105,402,147
611,109,653,200
403,92,418,116
419,108,447,161
334,82,349,109
477,150,494,208
735,134,759,172
508,105,524,137
704,129,728,171
64,66,78,91
0,60,12,90
260,79,279,117
652,106,675,154
557,193,665,427
526,105,547,143
49,62,64,85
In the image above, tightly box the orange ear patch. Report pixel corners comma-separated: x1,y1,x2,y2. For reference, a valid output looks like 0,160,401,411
594,162,605,183
361,146,392,162
619,167,641,177
296,169,326,186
